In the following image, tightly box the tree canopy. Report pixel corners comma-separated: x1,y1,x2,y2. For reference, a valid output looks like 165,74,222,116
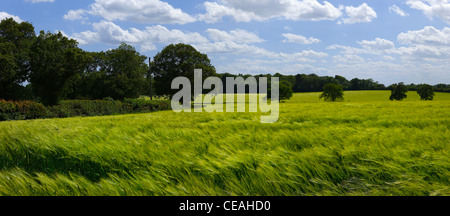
417,84,435,101
320,83,344,102
389,82,408,101
0,18,35,100
152,43,216,96
30,31,88,105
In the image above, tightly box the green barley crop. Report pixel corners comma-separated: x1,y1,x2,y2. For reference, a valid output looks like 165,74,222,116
0,91,449,196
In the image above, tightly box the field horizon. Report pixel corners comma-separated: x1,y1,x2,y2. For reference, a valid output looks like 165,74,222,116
0,90,449,196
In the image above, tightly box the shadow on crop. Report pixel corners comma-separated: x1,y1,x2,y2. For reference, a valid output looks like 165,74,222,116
0,145,131,182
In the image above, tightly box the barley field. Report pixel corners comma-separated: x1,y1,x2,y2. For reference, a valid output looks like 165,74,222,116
0,91,449,196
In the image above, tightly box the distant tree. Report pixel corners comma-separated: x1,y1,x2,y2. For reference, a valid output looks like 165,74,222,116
417,84,435,100
320,83,344,102
279,81,293,100
334,75,350,89
389,82,408,101
434,84,450,93
30,31,88,105
0,18,35,100
152,43,216,97
267,80,293,101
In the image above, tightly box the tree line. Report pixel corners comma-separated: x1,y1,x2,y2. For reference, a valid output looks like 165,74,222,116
1,18,449,106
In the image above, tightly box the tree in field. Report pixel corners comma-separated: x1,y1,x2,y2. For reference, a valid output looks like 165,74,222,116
266,80,294,101
0,18,35,100
320,83,344,102
279,81,294,101
417,84,435,100
389,82,408,101
100,43,148,100
30,31,89,105
152,43,216,96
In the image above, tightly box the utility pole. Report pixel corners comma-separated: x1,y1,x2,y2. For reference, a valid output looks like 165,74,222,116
149,57,153,100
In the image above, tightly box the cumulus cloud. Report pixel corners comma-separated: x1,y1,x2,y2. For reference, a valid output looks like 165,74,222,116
358,38,395,50
194,41,274,57
63,9,87,21
206,29,265,44
0,12,23,23
328,25,450,74
340,3,377,24
198,0,342,23
406,0,450,24
71,21,208,47
282,33,320,44
389,5,409,16
397,26,450,45
64,0,195,24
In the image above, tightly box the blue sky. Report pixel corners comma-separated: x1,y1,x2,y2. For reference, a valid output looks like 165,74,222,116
1,0,450,85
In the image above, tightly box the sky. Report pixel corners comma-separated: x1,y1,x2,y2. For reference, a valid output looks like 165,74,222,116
1,0,450,85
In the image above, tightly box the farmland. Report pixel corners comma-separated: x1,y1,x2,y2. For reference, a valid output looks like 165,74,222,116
0,90,449,195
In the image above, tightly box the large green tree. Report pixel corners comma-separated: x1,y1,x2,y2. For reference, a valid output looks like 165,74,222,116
30,31,88,105
152,43,216,96
102,43,148,100
0,18,35,100
417,84,435,100
59,44,149,101
389,82,408,101
320,83,344,102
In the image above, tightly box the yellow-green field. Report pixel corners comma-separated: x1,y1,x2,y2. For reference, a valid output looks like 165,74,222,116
0,91,449,195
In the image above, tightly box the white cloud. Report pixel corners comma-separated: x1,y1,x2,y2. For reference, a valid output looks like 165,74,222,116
389,5,409,16
282,33,320,44
406,0,450,24
0,12,23,23
64,0,195,24
358,38,395,50
392,26,450,62
397,26,450,45
194,41,273,57
340,3,377,24
328,26,450,80
194,40,327,62
63,9,87,21
206,29,265,44
198,0,342,23
71,21,208,47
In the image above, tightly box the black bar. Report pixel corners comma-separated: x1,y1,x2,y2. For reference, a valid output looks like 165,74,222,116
0,196,447,215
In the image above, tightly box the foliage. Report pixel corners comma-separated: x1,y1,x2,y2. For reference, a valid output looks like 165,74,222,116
320,83,344,102
290,74,384,92
101,43,148,100
266,80,293,101
389,82,408,101
30,31,88,106
417,84,435,99
0,18,35,100
0,100,47,120
434,84,450,93
152,43,217,96
416,84,435,100
123,98,171,112
49,100,125,118
0,91,449,195
0,98,172,121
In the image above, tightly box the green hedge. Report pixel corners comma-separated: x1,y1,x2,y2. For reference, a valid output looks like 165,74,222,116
0,98,172,121
49,100,125,118
123,98,171,112
0,100,48,121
